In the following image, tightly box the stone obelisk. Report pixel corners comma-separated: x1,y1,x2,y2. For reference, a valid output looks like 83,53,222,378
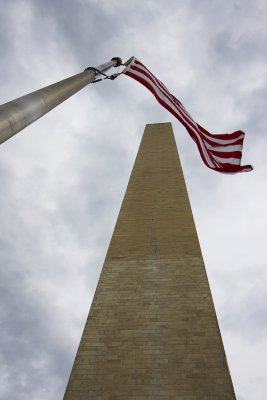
64,122,236,399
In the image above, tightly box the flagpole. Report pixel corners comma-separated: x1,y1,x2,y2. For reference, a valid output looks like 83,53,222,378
0,57,122,145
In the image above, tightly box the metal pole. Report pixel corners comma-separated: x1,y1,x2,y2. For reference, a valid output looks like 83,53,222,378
0,57,121,145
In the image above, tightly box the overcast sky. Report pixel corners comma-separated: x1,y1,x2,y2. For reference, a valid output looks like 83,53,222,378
0,0,266,399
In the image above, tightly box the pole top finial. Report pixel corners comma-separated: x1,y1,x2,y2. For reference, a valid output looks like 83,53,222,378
111,57,122,67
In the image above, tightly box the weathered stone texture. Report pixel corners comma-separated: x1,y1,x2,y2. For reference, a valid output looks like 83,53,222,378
64,123,236,399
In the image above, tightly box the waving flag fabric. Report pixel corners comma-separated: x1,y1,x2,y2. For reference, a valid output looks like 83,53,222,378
123,58,253,173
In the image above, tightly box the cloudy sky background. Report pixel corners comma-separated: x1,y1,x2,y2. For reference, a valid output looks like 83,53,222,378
0,0,266,399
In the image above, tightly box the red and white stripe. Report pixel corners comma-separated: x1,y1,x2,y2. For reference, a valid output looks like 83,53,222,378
123,58,253,173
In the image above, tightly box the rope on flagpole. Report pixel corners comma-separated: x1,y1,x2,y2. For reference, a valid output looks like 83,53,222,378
84,56,123,83
84,66,122,83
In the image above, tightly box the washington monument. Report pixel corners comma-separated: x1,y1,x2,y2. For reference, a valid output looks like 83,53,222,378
64,123,236,399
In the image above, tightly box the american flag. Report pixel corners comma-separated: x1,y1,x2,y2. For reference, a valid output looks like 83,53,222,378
123,58,253,174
